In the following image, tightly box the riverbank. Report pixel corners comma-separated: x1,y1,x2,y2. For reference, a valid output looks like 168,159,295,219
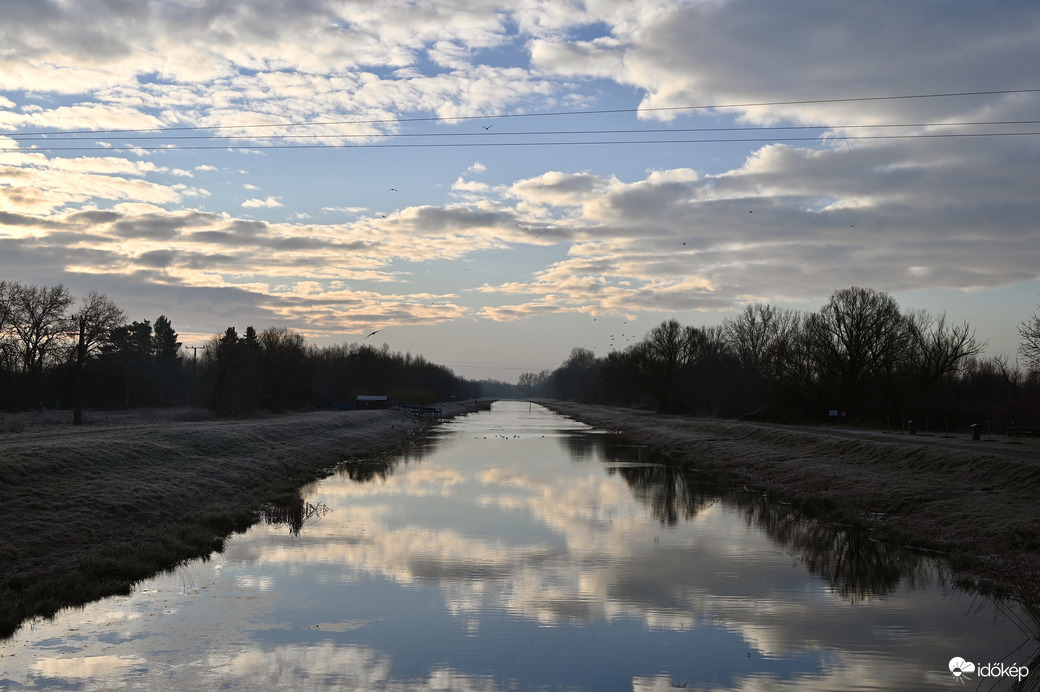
0,400,485,639
540,400,1040,599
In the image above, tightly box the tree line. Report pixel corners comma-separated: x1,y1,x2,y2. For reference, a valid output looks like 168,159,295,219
201,326,480,415
0,281,480,420
522,286,1040,429
5,281,1039,428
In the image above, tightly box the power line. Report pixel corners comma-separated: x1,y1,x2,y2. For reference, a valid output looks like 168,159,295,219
4,87,1038,138
4,130,1039,152
8,120,1040,143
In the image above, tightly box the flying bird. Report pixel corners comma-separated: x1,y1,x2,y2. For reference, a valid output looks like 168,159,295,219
388,188,398,192
363,329,382,340
482,124,493,130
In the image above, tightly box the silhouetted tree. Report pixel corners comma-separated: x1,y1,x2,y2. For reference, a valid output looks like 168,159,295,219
258,327,309,411
105,320,154,406
8,283,73,408
152,315,182,404
0,282,16,381
550,347,601,402
70,292,125,424
207,327,246,415
805,286,911,418
725,303,797,414
638,319,706,412
899,311,985,421
1021,302,1040,373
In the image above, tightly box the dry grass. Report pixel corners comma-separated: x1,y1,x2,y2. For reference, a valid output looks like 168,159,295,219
540,400,1040,598
0,406,217,432
0,402,481,639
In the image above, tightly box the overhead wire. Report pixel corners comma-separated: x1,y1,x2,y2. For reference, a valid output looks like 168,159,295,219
4,87,1040,138
4,131,1039,152
8,120,1040,142
1,88,1038,151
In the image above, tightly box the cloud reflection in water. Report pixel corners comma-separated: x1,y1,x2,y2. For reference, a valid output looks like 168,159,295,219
0,402,1032,691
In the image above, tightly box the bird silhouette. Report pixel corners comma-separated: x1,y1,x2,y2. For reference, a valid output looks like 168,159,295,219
482,124,493,130
388,188,398,192
363,329,382,340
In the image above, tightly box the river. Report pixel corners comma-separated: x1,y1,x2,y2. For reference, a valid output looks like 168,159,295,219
1,401,1035,690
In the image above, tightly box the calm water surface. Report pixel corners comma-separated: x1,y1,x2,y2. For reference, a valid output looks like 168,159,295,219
1,402,1036,690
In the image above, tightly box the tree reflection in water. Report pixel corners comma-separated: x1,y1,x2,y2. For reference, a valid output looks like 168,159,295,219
612,455,1040,685
336,438,435,483
608,463,717,526
610,458,930,603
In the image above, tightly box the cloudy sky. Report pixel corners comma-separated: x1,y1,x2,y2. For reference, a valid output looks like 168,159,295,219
2,0,1039,381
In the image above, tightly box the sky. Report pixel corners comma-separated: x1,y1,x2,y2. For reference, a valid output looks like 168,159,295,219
2,0,1039,382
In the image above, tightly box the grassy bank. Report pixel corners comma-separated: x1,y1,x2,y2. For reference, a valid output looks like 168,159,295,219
540,400,1040,597
0,402,480,639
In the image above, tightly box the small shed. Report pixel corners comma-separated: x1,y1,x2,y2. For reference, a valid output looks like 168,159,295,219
356,395,389,410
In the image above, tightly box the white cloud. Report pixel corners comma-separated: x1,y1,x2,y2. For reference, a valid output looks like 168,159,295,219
241,196,283,208
322,206,368,213
509,171,618,207
451,177,490,193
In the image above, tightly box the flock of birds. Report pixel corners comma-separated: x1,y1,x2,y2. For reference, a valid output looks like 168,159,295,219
598,318,638,353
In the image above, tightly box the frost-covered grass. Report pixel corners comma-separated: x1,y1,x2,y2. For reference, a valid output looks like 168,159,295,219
0,405,465,639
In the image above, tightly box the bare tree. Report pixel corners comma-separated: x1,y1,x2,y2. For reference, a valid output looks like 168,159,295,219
724,303,797,409
644,319,702,378
551,346,600,402
518,371,539,396
0,281,13,329
993,352,1023,398
1020,302,1040,373
637,319,709,411
9,283,73,408
909,311,986,393
258,326,309,411
806,286,911,415
0,281,16,373
71,291,126,423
